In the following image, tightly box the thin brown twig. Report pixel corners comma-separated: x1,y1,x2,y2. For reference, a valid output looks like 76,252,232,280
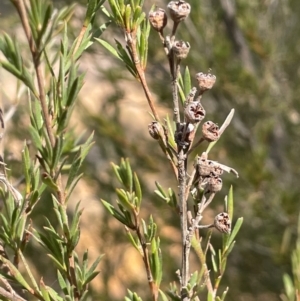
73,24,88,56
177,150,189,300
126,33,160,122
187,137,205,155
0,286,27,301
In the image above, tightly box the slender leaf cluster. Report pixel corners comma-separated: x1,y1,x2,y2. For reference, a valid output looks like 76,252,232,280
0,0,108,300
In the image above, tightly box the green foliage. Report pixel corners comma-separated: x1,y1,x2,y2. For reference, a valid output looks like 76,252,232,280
5,0,299,300
0,0,107,300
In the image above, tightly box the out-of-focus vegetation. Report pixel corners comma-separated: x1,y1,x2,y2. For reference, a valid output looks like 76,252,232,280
1,0,300,300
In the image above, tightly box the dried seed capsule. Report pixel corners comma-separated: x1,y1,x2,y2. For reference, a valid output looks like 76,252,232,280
149,8,168,32
197,157,215,177
206,176,223,193
211,165,223,177
172,40,190,60
184,101,206,123
196,156,223,177
196,72,216,93
148,121,163,140
214,212,231,234
167,0,191,23
202,121,220,142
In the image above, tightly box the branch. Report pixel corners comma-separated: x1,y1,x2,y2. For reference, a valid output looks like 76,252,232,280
0,286,27,301
126,33,160,122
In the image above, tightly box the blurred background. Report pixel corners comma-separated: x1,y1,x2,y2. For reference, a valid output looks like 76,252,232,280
1,0,300,300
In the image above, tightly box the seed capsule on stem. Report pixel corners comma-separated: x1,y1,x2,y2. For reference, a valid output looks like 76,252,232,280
214,212,231,234
172,40,190,60
184,101,205,123
167,1,191,23
206,176,223,193
148,121,163,140
202,121,220,142
196,72,216,94
149,8,168,32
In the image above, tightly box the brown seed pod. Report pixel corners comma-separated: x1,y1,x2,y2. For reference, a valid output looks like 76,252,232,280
148,8,168,32
202,121,219,142
148,121,163,140
167,1,191,23
214,212,231,234
172,40,190,60
206,176,223,193
196,72,216,93
184,101,206,123
196,156,223,177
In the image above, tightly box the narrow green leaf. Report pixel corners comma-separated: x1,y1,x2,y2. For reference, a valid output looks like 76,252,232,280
135,12,146,28
165,115,176,148
227,186,234,221
132,6,142,25
116,189,134,211
225,217,243,250
154,190,169,202
29,125,43,151
79,290,89,301
220,287,229,301
133,172,142,205
57,269,68,294
159,290,169,301
29,190,40,209
51,136,63,170
183,66,191,97
65,173,83,203
126,229,141,252
86,254,103,279
154,182,167,198
125,158,133,192
37,4,53,48
66,77,80,108
48,253,67,272
101,199,128,225
168,188,177,208
150,238,162,286
22,144,31,194
177,72,185,103
84,0,97,26
225,240,236,257
65,154,81,190
124,5,132,31
83,271,99,285
211,252,218,273
95,38,121,60
46,286,64,301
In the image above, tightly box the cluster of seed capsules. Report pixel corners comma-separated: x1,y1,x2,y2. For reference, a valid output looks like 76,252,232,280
148,1,233,234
